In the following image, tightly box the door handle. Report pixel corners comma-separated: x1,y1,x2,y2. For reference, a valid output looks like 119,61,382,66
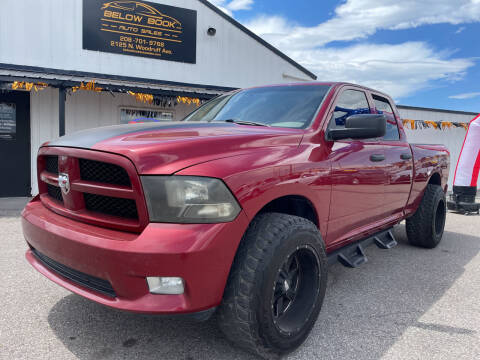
370,154,385,162
400,153,412,160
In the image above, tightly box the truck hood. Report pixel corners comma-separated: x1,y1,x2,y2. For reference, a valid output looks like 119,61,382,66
46,122,303,174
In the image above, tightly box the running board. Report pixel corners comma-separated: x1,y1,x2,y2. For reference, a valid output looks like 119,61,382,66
327,228,397,268
374,230,397,249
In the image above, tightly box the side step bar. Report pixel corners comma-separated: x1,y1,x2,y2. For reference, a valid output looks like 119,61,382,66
327,228,397,268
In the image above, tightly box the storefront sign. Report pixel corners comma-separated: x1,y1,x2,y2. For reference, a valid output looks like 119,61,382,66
0,103,16,140
83,0,197,63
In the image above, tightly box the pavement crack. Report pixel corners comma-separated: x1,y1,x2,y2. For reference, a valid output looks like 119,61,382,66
412,321,476,335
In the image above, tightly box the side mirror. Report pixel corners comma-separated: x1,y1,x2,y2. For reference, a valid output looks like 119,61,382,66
327,114,386,141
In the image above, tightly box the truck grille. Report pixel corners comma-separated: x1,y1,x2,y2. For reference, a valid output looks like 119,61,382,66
32,248,116,298
37,149,148,232
79,159,131,186
45,155,59,174
47,184,63,203
84,193,138,219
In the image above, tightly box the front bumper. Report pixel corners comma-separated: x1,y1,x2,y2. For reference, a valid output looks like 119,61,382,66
22,197,249,314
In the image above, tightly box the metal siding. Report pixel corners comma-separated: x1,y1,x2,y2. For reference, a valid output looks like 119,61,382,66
65,90,193,134
30,88,58,194
398,108,478,189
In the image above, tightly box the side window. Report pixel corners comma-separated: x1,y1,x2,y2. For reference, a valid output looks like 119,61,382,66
373,95,400,141
330,89,370,129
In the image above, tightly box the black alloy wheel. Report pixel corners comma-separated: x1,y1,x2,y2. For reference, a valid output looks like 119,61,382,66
434,197,446,237
271,246,321,336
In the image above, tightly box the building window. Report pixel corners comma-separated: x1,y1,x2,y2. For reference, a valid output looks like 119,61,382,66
120,108,174,124
0,103,16,140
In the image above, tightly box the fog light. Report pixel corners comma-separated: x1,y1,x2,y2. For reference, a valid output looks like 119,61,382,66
147,277,184,294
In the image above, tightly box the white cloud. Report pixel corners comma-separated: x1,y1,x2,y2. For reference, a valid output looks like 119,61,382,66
449,92,480,99
207,0,226,6
207,0,253,16
456,26,467,34
243,15,294,44
246,0,480,50
242,0,478,99
288,42,474,98
206,1,233,16
227,0,253,11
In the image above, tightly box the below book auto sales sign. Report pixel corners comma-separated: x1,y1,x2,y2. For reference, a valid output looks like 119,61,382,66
83,0,197,63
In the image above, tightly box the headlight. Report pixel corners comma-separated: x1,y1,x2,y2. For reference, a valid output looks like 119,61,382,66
141,176,241,223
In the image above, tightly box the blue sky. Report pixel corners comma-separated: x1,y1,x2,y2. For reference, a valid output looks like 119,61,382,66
209,0,480,113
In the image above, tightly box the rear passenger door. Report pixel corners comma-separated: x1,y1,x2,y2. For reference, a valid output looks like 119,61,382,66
326,88,387,246
373,94,413,218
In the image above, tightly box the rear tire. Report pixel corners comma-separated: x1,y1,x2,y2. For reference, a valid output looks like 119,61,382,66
217,213,327,359
406,184,446,248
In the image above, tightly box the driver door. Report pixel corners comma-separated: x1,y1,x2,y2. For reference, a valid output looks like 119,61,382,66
326,88,387,247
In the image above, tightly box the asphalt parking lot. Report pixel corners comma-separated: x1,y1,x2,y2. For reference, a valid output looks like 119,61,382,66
1,212,479,360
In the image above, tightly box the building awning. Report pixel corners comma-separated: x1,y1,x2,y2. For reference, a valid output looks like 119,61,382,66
0,63,235,99
0,63,236,137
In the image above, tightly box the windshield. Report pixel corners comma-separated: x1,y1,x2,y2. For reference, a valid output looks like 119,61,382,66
182,85,331,129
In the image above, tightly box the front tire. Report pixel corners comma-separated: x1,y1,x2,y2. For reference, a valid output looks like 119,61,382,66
218,213,327,359
406,184,447,248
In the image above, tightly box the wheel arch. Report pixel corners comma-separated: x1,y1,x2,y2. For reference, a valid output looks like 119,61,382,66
428,172,442,186
428,171,448,193
220,193,323,301
254,195,320,228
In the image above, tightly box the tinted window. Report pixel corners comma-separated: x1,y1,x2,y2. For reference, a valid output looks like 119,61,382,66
183,85,331,129
330,89,370,129
373,95,399,141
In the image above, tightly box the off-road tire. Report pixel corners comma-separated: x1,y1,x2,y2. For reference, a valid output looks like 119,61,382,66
217,213,327,359
406,184,446,248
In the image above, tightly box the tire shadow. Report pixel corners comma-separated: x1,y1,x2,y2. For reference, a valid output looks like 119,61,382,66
47,296,258,360
47,224,480,360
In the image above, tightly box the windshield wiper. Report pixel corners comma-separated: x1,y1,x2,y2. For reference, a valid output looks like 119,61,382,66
219,118,270,127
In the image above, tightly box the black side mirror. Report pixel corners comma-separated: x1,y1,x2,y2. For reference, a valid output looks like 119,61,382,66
327,114,386,141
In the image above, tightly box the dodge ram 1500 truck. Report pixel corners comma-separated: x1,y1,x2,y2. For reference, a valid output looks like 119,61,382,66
22,82,450,358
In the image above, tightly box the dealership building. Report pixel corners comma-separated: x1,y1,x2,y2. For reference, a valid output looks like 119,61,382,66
0,0,477,197
0,0,316,197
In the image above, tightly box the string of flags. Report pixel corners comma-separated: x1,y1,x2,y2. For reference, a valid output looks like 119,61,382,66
68,81,203,107
7,80,205,107
128,91,154,104
11,81,48,92
177,96,201,107
402,119,470,131
72,81,103,93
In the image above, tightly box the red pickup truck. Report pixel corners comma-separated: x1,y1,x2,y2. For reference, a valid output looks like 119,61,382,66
22,82,449,358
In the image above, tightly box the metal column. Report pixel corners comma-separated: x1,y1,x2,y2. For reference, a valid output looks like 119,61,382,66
58,87,66,136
